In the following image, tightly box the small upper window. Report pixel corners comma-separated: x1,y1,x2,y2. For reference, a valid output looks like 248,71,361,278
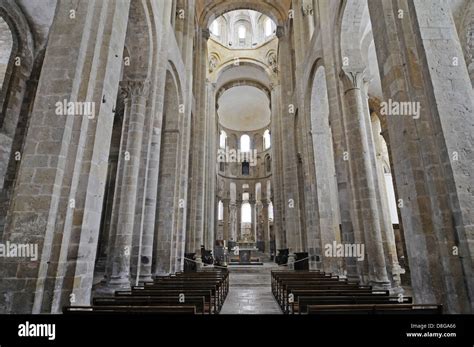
238,25,246,39
263,130,271,150
241,203,251,223
211,21,220,36
265,18,273,37
218,200,224,221
240,134,250,152
268,202,274,221
220,131,227,149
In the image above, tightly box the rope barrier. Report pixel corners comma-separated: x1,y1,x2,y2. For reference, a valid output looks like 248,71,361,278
182,255,312,269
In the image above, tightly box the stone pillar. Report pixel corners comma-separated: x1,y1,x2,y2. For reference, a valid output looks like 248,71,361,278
236,200,242,242
340,69,390,289
262,201,270,254
318,0,358,281
0,0,131,313
107,80,149,289
368,0,474,312
277,25,303,255
223,198,230,242
229,201,237,241
186,28,209,265
250,199,256,242
371,115,402,290
138,123,161,283
270,85,285,251
361,77,402,291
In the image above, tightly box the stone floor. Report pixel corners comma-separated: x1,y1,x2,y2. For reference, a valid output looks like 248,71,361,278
220,263,282,314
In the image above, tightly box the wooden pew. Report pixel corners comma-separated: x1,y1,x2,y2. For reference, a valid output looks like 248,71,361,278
295,295,412,314
306,304,443,315
136,283,223,311
63,270,228,315
64,305,196,315
92,296,207,314
117,288,218,313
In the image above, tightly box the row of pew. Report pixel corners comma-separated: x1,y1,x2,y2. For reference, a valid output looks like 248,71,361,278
64,269,229,315
271,270,442,314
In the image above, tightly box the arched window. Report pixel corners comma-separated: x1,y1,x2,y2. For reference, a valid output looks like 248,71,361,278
0,17,13,96
240,134,250,152
265,155,272,173
263,130,271,150
211,21,220,36
268,202,274,221
238,25,246,39
241,203,251,223
218,200,224,221
265,18,273,37
220,130,227,149
242,161,250,176
255,182,261,201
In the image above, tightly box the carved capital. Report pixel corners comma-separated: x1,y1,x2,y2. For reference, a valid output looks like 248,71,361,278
202,28,210,40
276,25,285,38
122,80,150,99
339,68,366,92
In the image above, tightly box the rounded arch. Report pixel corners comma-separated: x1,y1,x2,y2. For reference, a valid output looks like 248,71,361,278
0,1,34,68
333,0,369,74
0,0,35,131
123,0,153,81
213,59,275,86
199,1,287,29
216,79,271,102
163,64,182,131
339,0,370,70
460,0,474,85
165,60,184,107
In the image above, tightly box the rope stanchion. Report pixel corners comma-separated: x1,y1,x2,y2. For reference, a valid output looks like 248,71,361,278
183,256,230,270
182,255,312,269
277,256,311,267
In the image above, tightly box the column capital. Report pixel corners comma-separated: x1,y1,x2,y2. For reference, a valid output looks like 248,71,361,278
121,80,150,99
339,68,367,92
201,28,210,40
276,25,285,38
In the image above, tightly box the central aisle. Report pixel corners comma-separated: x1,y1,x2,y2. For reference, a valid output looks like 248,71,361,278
219,263,282,314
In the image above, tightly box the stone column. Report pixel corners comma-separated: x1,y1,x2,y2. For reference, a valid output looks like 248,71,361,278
270,85,285,251
0,0,131,313
276,25,303,257
262,201,270,254
370,114,402,290
318,0,358,281
340,69,390,289
223,198,230,242
229,201,237,241
108,80,149,289
236,200,242,242
187,28,209,264
368,0,474,312
361,77,402,291
250,199,256,242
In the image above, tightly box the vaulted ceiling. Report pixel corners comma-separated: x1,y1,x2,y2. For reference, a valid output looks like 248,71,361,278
196,0,292,27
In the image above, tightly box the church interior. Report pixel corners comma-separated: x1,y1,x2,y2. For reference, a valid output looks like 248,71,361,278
0,0,472,323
